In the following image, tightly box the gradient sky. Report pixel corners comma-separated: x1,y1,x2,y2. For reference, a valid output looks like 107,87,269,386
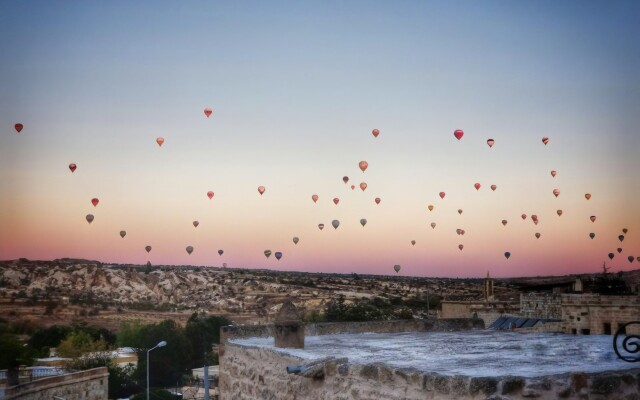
1,1,639,277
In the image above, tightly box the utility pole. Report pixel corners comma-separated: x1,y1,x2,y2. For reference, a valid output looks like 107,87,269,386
203,351,210,400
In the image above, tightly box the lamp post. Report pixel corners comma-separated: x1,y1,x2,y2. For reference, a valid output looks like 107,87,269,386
147,340,167,400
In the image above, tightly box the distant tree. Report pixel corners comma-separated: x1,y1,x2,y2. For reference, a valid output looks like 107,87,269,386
0,333,36,386
28,325,73,356
57,331,108,358
184,313,232,367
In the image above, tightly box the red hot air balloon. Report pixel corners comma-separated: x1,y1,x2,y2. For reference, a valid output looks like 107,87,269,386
204,108,213,117
454,130,464,140
542,137,549,145
474,183,481,191
343,176,349,184
375,197,381,205
360,182,367,191
491,185,497,191
531,215,538,222
333,197,340,205
145,245,152,253
585,193,591,200
14,123,23,133
207,191,214,199
156,137,164,146
372,129,380,138
258,186,265,195
91,198,99,207
359,161,368,172
487,139,495,148
312,194,319,203
521,214,527,220
69,163,77,173
456,228,462,235
439,192,446,199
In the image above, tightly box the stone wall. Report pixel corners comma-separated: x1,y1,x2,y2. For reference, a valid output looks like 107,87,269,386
520,293,562,319
220,343,640,400
2,367,108,400
560,294,640,335
440,301,520,326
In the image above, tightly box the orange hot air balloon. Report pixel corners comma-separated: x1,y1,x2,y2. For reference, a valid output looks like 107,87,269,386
375,197,381,205
439,192,446,199
622,228,628,234
590,216,596,222
145,245,152,253
343,176,349,184
258,186,265,195
91,198,99,207
312,194,319,203
359,161,368,172
372,129,380,138
553,189,560,197
351,185,355,190
318,223,324,230
491,185,497,191
69,163,77,173
502,220,508,226
585,193,591,200
542,137,549,145
193,221,199,228
333,197,340,205
521,214,527,220
474,183,481,191
557,210,563,217
428,205,434,211
487,139,495,148
411,240,416,246
86,214,94,224
204,108,212,117
207,191,214,199
430,222,436,229
360,182,367,191
454,130,464,140
535,233,541,239
14,123,23,133
458,244,464,251
156,137,164,146
458,209,463,215
551,170,557,178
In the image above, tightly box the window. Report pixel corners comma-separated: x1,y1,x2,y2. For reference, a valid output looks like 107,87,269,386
571,329,577,335
581,329,590,335
618,322,627,335
603,323,612,335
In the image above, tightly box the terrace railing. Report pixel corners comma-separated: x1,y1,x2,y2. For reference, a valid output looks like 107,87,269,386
613,321,640,362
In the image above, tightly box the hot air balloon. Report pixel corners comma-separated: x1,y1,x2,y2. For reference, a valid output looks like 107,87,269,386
91,198,99,207
350,185,355,190
637,257,640,263
619,235,625,242
394,265,401,273
411,240,416,246
145,246,152,253
474,183,481,191
312,194,319,203
460,229,466,235
542,137,549,145
535,233,541,239
458,209,463,215
439,192,445,199
193,221,199,228
156,137,164,146
428,205,434,211
585,193,591,200
491,185,497,191
502,220,508,226
343,176,349,184
359,161,368,173
86,214,94,224
628,256,634,263
360,219,367,227
456,228,462,235
589,233,595,239
218,249,223,256
14,123,23,133
504,252,511,259
372,129,380,138
454,130,464,140
293,237,299,244
318,224,324,230
207,191,214,199
186,246,194,255
275,252,282,261
258,186,265,195
204,108,212,117
618,248,623,253
557,210,563,217
430,222,436,229
487,139,495,148
521,214,527,220
590,216,596,223
551,170,557,178
360,182,367,191
120,231,126,238
531,215,538,222
553,189,560,198
69,163,77,173
622,228,628,234
333,197,339,205
375,197,381,205
332,219,340,229
264,250,272,258
608,253,615,260
458,244,464,251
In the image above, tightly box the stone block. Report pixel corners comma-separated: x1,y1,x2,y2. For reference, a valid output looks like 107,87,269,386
590,375,622,395
502,377,525,395
469,377,498,395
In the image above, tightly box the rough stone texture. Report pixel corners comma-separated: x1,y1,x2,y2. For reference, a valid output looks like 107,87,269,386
3,367,108,400
469,377,498,395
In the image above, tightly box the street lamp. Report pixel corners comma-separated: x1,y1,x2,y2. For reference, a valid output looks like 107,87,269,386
147,341,167,400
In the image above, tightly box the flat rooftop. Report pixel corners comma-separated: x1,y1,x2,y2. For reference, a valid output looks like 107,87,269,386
231,330,634,378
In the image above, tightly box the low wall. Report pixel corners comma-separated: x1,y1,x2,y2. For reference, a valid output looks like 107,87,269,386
220,343,640,400
2,367,108,400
